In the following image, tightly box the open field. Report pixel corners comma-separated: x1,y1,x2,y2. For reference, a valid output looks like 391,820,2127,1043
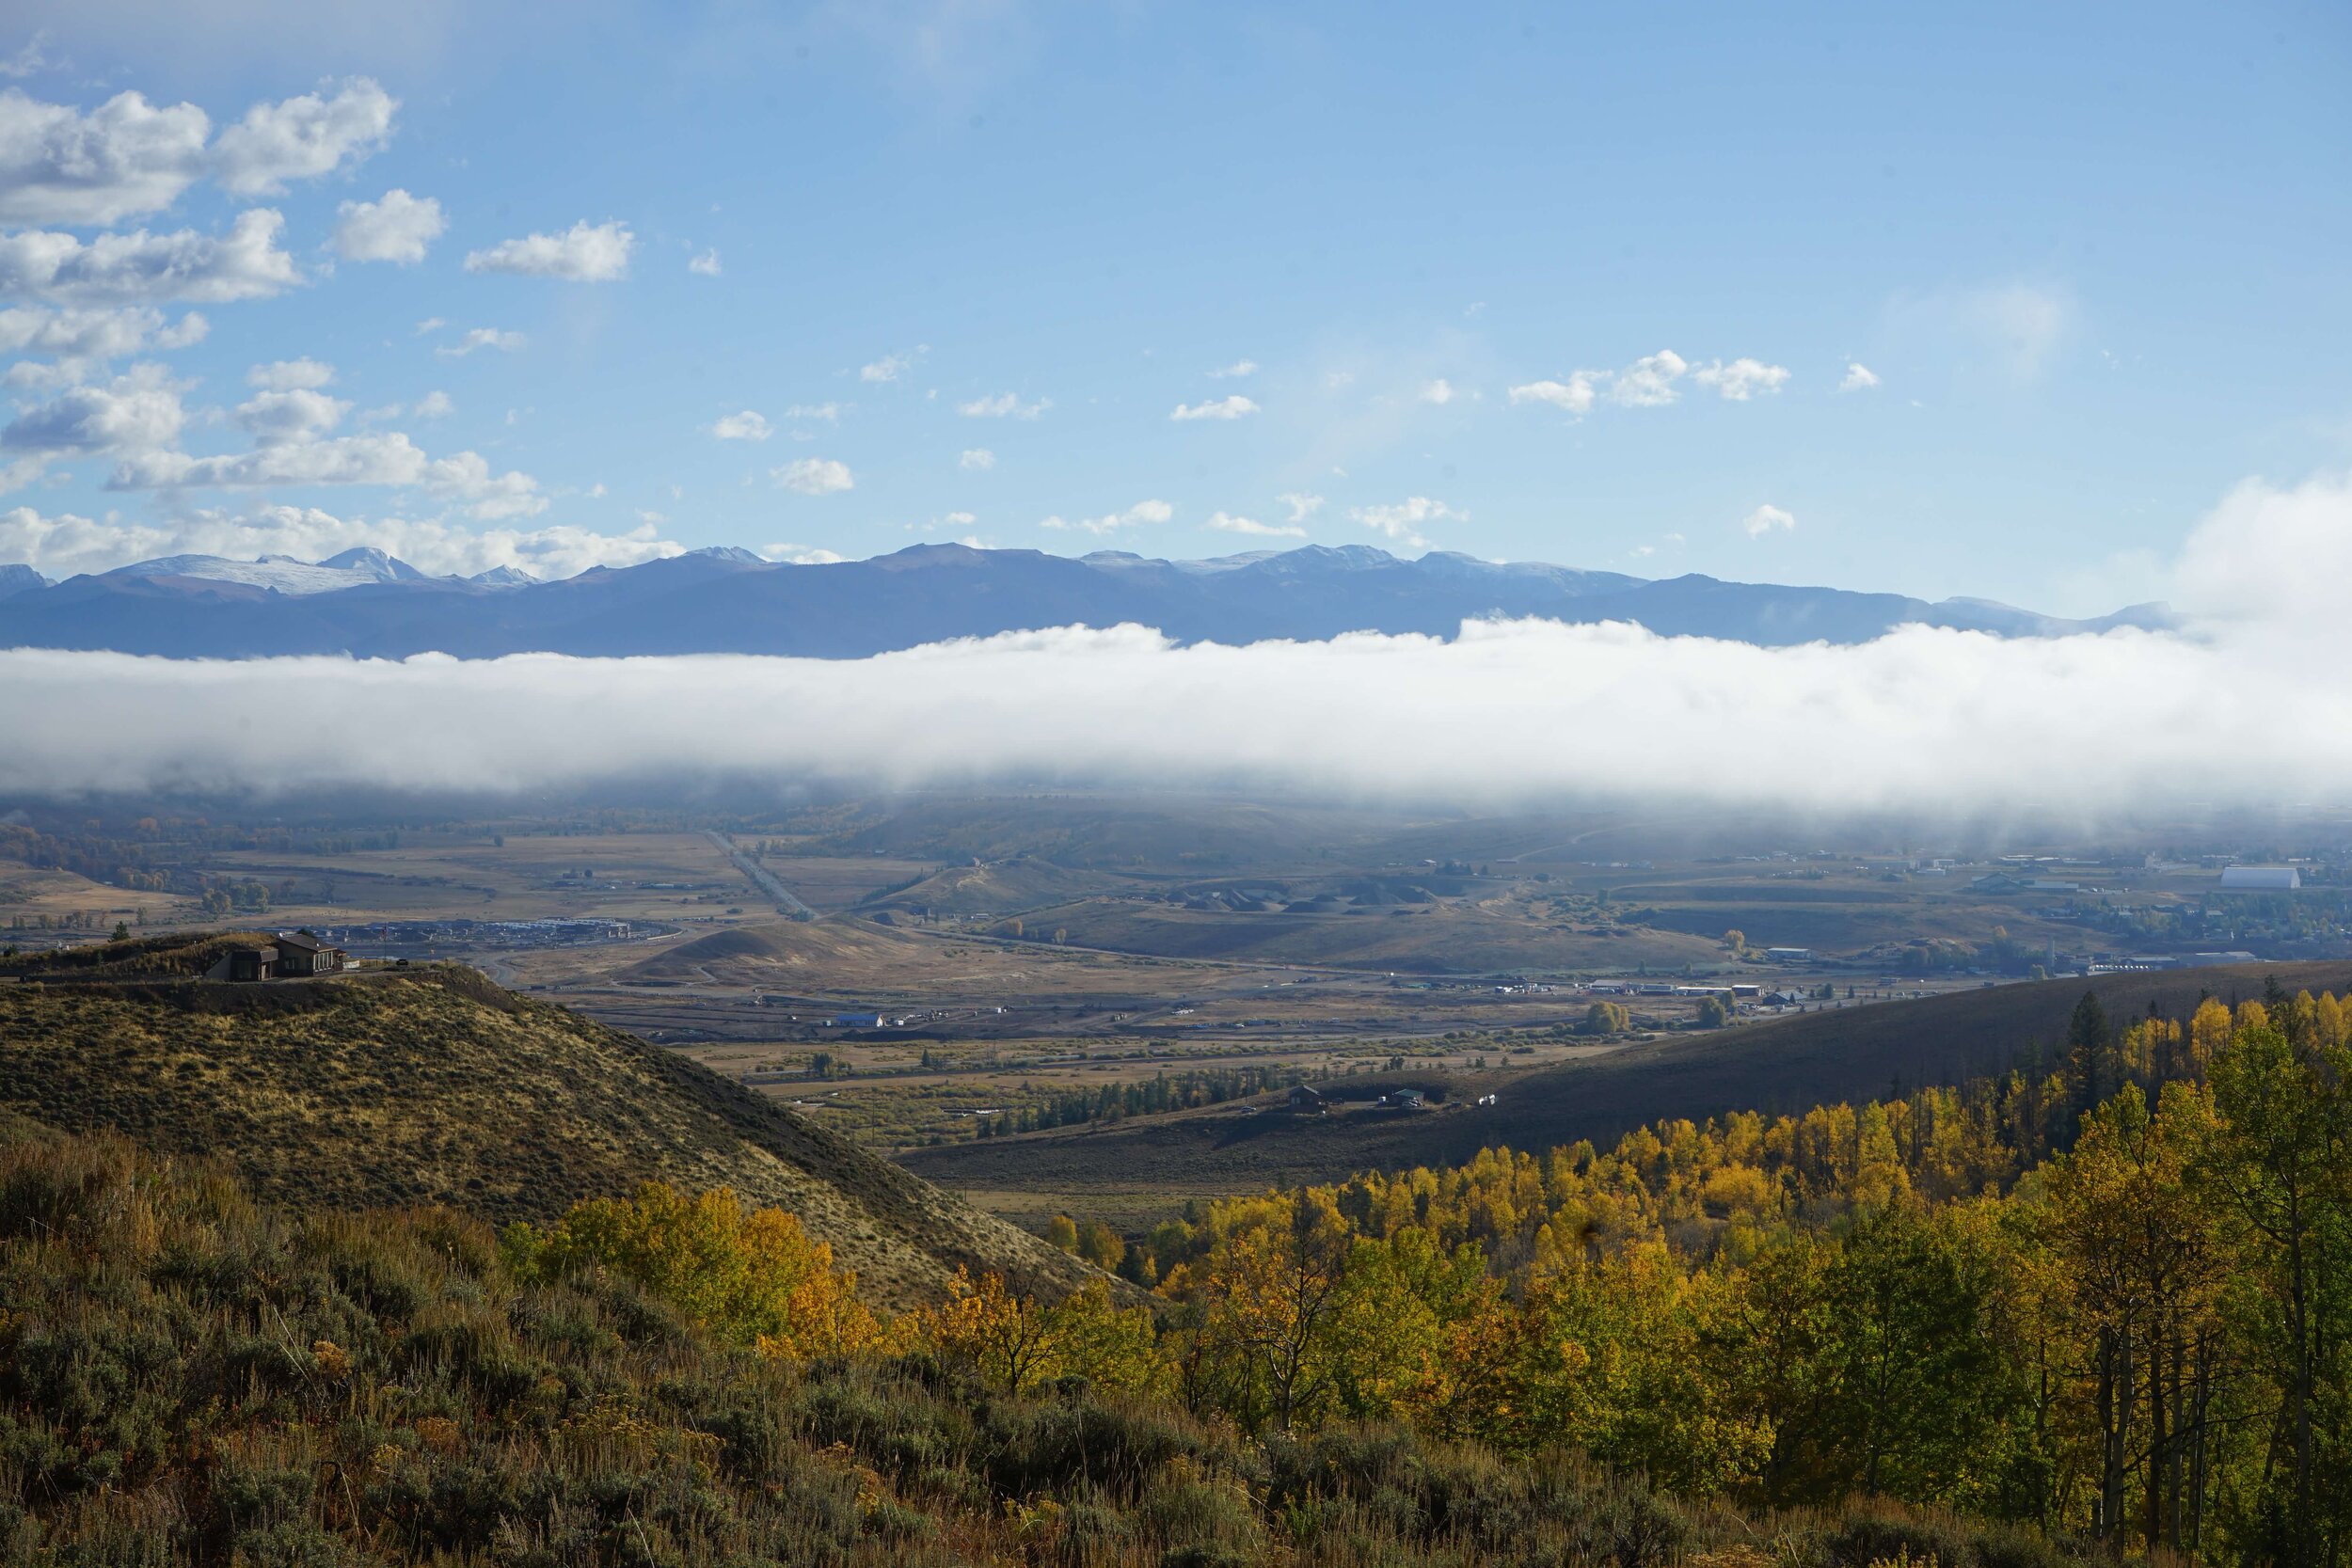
898,958,2352,1227
11,792,2352,1236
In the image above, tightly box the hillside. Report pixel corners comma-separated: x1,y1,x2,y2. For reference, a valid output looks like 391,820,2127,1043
0,1128,2074,1568
0,958,1097,1309
902,959,2352,1212
0,539,2174,657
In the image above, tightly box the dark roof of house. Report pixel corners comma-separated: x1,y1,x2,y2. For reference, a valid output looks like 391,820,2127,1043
276,931,327,952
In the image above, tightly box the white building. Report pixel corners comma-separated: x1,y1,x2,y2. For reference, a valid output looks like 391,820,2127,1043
2220,865,2301,891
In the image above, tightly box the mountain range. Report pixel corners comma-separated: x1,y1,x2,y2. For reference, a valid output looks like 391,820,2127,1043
0,541,2175,657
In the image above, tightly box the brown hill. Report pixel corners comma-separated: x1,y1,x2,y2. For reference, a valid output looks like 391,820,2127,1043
901,959,2352,1214
0,956,1100,1309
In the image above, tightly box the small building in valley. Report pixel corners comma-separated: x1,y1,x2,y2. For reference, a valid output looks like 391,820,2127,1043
1287,1084,1327,1115
2220,865,2301,891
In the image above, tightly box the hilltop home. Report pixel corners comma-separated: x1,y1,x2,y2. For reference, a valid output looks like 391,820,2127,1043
1287,1084,1327,1116
270,931,346,977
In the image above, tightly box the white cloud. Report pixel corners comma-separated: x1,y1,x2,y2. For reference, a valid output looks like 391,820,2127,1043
781,403,840,423
29,471,2352,813
210,77,394,197
1690,357,1790,401
332,188,444,264
959,390,1049,420
1170,394,1258,421
689,248,721,277
0,306,206,377
772,457,853,495
1610,349,1688,407
1741,503,1795,538
859,348,924,383
1349,496,1462,551
0,87,209,225
246,356,334,390
411,390,453,420
234,387,348,445
1207,358,1257,378
436,326,524,358
0,503,680,581
1277,492,1324,524
0,209,300,304
1040,498,1171,536
959,447,995,470
1840,361,1881,392
1205,511,1304,539
1507,374,1600,416
414,316,445,336
762,542,845,564
710,409,771,441
1,361,185,454
464,219,633,282
109,429,544,519
1420,378,1457,405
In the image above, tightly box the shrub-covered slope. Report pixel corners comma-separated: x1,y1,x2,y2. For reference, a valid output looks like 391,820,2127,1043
0,963,1090,1309
0,1129,2100,1567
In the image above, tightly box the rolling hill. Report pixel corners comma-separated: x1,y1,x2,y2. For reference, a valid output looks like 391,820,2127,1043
899,959,2352,1214
0,951,1099,1309
0,539,2176,657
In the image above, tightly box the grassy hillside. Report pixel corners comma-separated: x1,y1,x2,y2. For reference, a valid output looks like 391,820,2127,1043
0,1128,2083,1567
0,958,1098,1309
904,960,2352,1216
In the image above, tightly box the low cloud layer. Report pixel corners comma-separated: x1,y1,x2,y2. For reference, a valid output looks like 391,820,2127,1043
2,475,2348,814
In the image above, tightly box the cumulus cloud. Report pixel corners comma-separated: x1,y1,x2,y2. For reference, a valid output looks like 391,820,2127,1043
1840,361,1880,392
1208,359,1257,378
1690,357,1790,401
0,503,683,581
8,477,2352,811
1206,511,1304,538
1420,379,1456,405
1610,349,1688,407
1741,503,1795,538
234,387,348,445
246,356,333,390
0,209,300,304
1350,496,1461,550
1,362,185,454
689,248,721,277
435,326,523,358
1041,499,1171,536
761,542,845,564
710,409,771,441
0,306,205,382
781,403,839,423
0,87,210,225
212,78,394,196
1513,353,1785,414
464,219,633,281
332,188,444,263
1508,374,1600,416
108,429,544,519
959,447,995,470
410,390,453,420
1278,492,1325,524
1170,394,1258,421
959,390,1049,420
860,350,919,383
772,457,853,495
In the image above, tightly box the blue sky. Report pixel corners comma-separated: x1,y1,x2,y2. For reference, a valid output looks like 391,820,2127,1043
0,0,2346,613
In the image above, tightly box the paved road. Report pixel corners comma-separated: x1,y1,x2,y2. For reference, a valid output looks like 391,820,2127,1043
705,831,816,921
